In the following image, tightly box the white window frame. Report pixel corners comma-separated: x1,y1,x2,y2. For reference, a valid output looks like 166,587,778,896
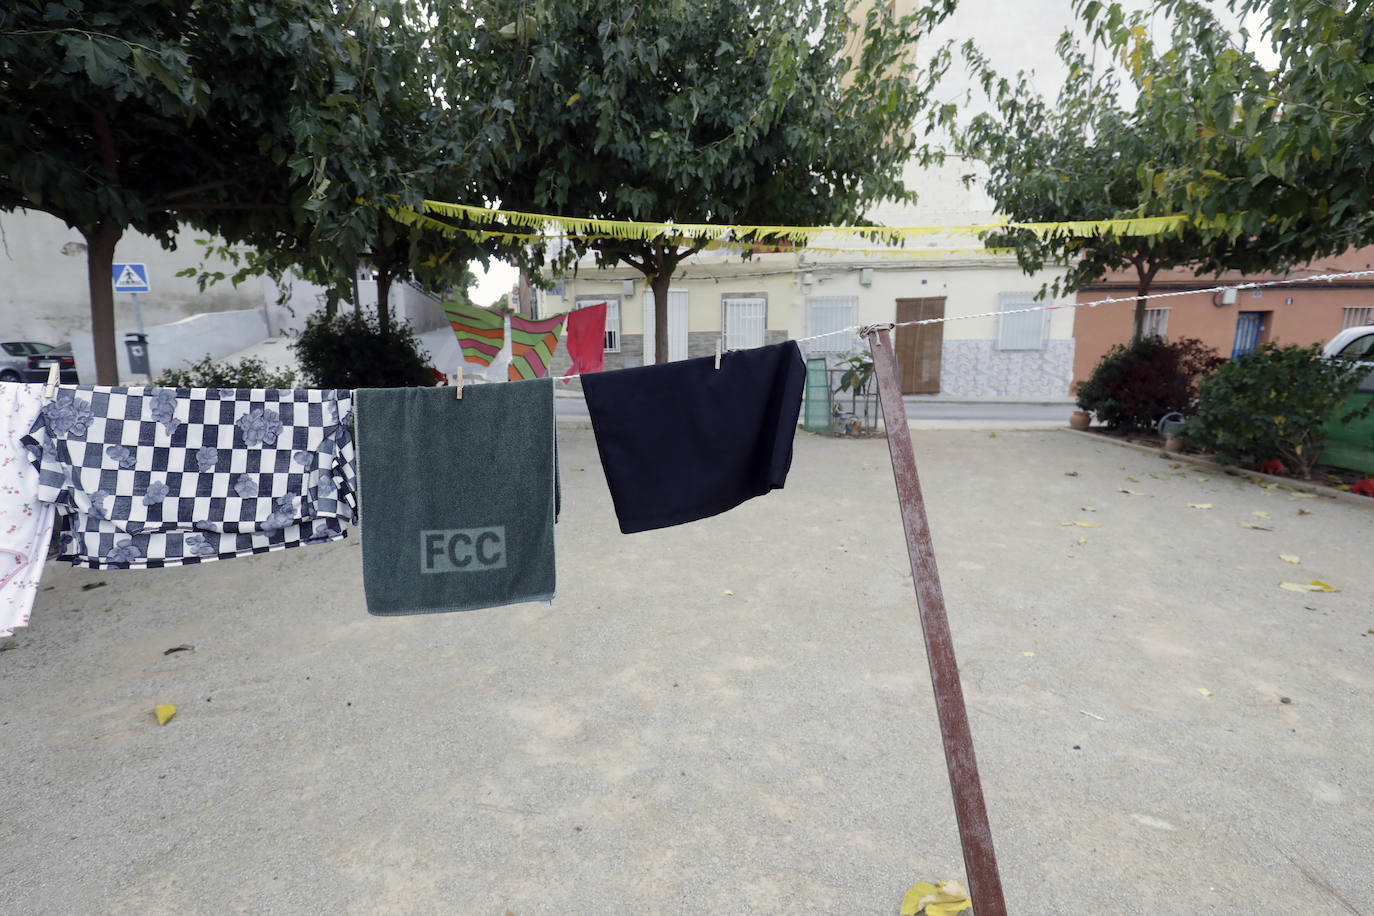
576,296,620,353
1141,307,1170,340
1342,306,1374,330
723,295,767,350
806,296,858,353
996,291,1049,351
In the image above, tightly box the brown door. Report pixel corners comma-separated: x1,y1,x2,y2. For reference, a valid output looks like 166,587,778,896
894,297,945,394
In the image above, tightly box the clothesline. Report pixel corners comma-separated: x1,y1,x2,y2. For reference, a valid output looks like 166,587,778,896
543,267,1374,383
790,267,1374,345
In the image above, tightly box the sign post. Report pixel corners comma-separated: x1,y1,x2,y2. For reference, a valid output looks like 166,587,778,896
112,262,150,335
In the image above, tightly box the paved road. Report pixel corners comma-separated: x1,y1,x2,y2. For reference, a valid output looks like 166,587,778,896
5,427,1370,914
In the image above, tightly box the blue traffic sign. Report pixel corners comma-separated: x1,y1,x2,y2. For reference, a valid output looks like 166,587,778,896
112,262,150,293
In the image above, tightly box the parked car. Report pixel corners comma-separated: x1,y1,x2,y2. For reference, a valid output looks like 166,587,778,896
1323,324,1374,392
0,340,79,384
1320,325,1374,475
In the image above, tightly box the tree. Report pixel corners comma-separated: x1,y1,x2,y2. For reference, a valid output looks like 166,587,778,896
0,1,497,381
956,33,1209,343
1076,0,1374,275
452,0,956,363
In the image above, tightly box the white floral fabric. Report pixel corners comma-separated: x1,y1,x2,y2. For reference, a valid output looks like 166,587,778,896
1,383,56,636
23,386,356,570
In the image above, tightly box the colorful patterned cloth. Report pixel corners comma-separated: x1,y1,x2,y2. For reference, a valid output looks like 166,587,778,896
444,300,505,367
1,383,56,637
508,313,567,380
23,386,357,570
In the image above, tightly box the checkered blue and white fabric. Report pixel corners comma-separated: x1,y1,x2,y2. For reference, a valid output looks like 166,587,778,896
22,386,357,570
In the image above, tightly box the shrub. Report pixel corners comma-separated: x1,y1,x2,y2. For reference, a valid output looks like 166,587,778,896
1182,342,1369,478
154,354,297,389
292,311,434,389
1075,336,1225,431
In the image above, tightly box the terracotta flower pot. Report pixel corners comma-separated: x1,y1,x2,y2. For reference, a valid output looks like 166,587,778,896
1069,410,1091,430
1164,435,1185,452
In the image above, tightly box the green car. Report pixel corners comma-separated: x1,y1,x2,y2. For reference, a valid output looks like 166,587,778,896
1320,326,1374,475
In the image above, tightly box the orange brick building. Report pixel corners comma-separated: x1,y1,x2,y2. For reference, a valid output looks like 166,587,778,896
1070,247,1374,392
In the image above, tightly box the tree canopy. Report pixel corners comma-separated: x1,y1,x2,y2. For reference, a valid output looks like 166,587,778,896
1,0,500,380
453,0,956,362
957,32,1206,341
1079,0,1374,274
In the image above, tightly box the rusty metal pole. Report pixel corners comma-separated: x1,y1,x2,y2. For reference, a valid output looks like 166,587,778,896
866,326,1007,915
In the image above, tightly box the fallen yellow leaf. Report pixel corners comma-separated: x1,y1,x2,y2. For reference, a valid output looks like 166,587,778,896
1196,477,1209,482
723,589,734,596
1120,488,1146,495
1081,506,1098,512
1022,651,1035,657
1252,511,1271,519
1064,471,1078,477
1125,476,1138,482
1279,582,1310,592
1309,580,1340,593
1077,536,1088,545
1239,522,1273,530
1279,555,1300,564
1297,508,1313,516
155,704,176,725
900,880,973,916
1197,687,1213,697
1188,503,1213,509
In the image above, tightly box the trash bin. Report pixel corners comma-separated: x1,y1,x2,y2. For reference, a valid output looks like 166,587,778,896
124,332,150,376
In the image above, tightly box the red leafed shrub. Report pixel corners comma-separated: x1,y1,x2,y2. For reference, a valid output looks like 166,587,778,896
1075,336,1226,432
1259,458,1288,476
1352,479,1374,498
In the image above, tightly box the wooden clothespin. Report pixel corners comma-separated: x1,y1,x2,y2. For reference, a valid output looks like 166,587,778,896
714,340,722,370
43,361,60,399
455,365,463,399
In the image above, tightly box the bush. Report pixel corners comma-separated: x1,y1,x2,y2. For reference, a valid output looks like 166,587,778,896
154,354,297,389
292,311,434,389
1182,342,1369,478
1075,336,1225,431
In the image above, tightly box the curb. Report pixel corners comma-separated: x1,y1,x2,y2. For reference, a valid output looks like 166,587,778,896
1058,427,1374,511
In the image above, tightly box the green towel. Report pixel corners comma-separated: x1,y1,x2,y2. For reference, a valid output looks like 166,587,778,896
354,379,556,615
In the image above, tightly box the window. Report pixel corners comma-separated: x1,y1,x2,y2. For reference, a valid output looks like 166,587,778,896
1141,307,1170,340
1342,306,1374,330
807,297,857,353
641,290,688,363
996,292,1048,350
723,296,767,350
576,297,619,352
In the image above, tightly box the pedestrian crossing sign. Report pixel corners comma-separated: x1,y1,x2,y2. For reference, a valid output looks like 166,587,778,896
112,262,150,293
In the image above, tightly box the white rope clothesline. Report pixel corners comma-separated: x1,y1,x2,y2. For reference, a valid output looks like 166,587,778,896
790,267,1374,346
518,267,1374,383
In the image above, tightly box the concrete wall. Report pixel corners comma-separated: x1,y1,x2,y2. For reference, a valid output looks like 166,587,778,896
68,308,276,383
0,209,269,345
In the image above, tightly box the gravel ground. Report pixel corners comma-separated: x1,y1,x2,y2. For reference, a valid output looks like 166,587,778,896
2,426,1371,915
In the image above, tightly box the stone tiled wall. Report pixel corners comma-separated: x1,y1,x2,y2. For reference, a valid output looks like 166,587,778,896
938,339,1076,398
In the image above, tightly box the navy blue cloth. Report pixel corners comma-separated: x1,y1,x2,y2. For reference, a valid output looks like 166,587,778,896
582,341,805,534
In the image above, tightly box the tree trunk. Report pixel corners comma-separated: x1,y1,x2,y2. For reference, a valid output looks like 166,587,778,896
84,222,123,385
376,263,392,341
650,272,671,364
1130,261,1159,345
